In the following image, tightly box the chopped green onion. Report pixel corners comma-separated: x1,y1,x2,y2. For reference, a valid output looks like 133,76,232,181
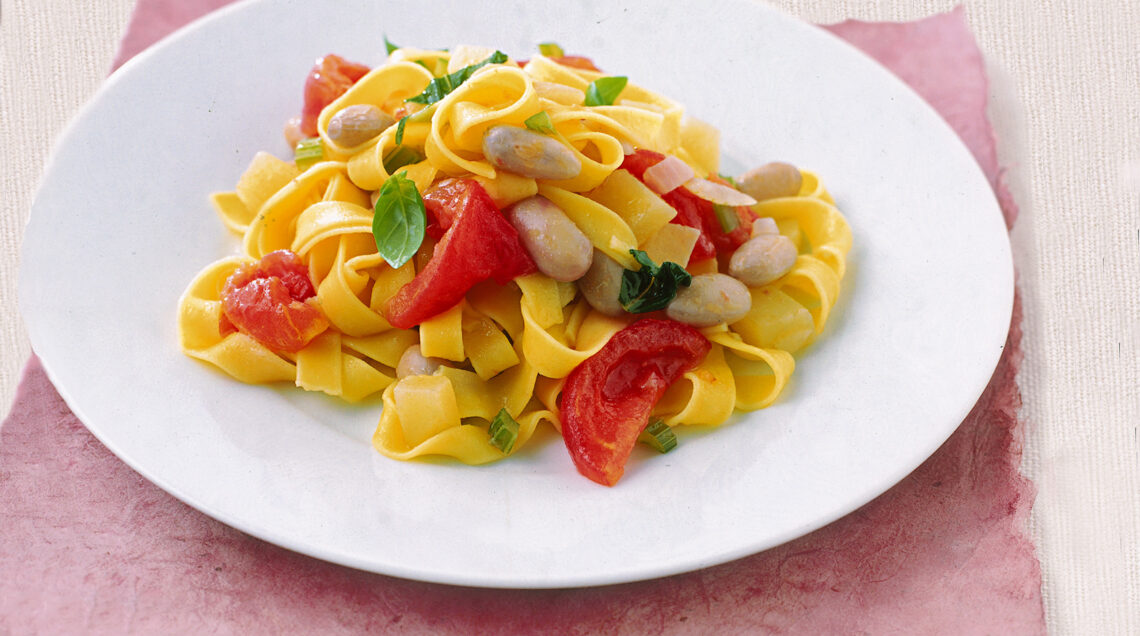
384,35,400,55
713,204,740,233
524,111,556,135
383,145,423,173
293,137,324,170
407,51,509,105
538,42,565,58
718,173,737,187
488,408,520,454
639,418,678,453
584,76,628,106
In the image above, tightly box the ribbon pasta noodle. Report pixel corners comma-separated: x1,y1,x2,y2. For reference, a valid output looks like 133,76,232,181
176,44,852,481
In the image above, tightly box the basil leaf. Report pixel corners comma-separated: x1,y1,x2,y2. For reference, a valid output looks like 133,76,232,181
393,102,437,146
538,42,564,58
372,172,426,269
488,408,520,454
394,116,408,146
384,35,400,55
584,76,627,106
407,51,509,105
619,249,692,313
383,145,423,173
524,111,556,134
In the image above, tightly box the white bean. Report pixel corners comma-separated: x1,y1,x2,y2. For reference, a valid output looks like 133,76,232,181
665,274,752,327
578,250,626,316
505,196,593,282
482,125,581,180
396,345,444,379
750,216,779,238
737,162,802,201
327,104,394,147
729,233,798,286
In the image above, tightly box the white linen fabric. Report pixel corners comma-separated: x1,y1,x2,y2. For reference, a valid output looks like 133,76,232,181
2,0,1137,632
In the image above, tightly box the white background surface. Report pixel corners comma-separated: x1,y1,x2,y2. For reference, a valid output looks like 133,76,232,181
2,0,1137,631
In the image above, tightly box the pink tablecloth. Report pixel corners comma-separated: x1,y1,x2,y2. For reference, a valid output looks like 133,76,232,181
1,3,1044,633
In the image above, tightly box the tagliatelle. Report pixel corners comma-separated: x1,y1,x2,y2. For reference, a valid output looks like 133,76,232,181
176,44,852,478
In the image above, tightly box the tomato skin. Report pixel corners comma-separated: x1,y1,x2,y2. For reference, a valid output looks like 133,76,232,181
220,250,328,352
620,150,756,263
300,54,371,137
560,319,711,486
385,179,537,329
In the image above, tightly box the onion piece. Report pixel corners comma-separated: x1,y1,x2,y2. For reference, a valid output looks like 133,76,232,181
682,177,758,206
643,155,695,194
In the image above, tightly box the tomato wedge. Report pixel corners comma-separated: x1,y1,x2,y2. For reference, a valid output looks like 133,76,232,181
384,179,537,329
300,54,371,137
560,319,710,486
220,250,329,352
620,149,756,263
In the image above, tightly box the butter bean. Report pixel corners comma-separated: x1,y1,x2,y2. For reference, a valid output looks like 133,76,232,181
666,273,751,327
505,196,593,282
482,125,581,180
327,104,394,147
750,216,779,238
578,250,626,316
737,162,802,201
396,345,444,378
729,233,798,286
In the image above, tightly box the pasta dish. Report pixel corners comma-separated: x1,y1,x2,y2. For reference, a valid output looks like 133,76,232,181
177,43,852,486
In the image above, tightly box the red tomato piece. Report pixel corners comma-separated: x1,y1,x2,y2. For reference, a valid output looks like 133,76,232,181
300,54,371,137
384,179,537,329
620,150,757,263
560,319,711,486
220,250,329,352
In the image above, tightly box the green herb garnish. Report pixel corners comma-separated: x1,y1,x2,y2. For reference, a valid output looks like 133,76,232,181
394,102,437,146
293,137,324,170
384,35,400,55
371,172,426,269
638,418,678,453
383,145,423,173
524,111,556,135
538,42,565,58
584,76,627,106
407,51,509,105
619,249,692,314
713,204,740,233
488,408,520,454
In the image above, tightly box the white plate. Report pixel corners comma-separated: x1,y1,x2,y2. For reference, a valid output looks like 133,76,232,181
19,0,1012,588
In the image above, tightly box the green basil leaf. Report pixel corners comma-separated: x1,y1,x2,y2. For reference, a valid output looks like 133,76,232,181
383,145,423,173
488,408,520,454
584,76,628,106
372,172,426,269
619,249,692,313
384,35,400,55
407,51,509,105
524,110,556,134
537,42,564,58
394,116,408,146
